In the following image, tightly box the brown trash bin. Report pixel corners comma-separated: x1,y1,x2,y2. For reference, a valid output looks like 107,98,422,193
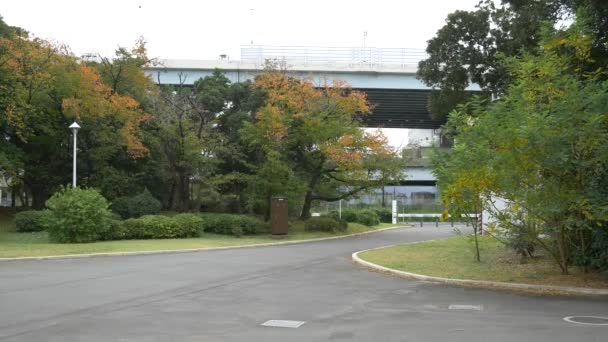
270,197,288,235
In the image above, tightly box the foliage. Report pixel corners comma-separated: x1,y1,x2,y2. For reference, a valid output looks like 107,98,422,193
372,207,392,223
586,229,608,272
45,187,113,243
172,213,205,233
340,209,381,226
304,217,347,233
14,210,49,232
241,71,401,219
0,19,152,208
199,213,269,237
433,23,608,272
417,0,608,120
125,189,162,218
115,215,200,240
147,70,261,212
110,196,131,219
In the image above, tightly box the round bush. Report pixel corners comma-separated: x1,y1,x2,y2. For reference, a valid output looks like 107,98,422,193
125,189,162,218
172,213,204,236
340,209,358,223
110,196,131,219
356,209,381,226
305,217,348,233
46,187,112,243
336,209,380,226
373,208,392,223
14,210,50,232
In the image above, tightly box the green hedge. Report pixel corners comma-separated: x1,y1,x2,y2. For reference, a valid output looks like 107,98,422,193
14,210,50,232
372,208,392,223
337,209,380,226
106,214,201,240
304,217,348,233
199,213,268,237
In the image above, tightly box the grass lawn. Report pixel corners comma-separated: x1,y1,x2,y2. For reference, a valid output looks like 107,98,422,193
0,213,402,258
359,235,608,289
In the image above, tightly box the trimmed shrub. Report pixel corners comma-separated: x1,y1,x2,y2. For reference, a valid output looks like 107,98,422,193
356,209,381,226
340,209,359,223
305,217,348,233
110,196,131,219
14,210,50,232
99,216,126,241
127,190,162,218
100,214,203,241
199,213,268,237
110,190,162,219
46,187,113,243
339,209,380,226
120,215,200,240
172,213,204,234
373,208,392,223
125,189,162,218
324,210,340,220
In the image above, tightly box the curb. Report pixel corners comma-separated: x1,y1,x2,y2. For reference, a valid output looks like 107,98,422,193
352,243,608,297
0,225,408,262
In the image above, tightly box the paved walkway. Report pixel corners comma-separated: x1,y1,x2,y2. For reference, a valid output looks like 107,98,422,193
0,224,606,341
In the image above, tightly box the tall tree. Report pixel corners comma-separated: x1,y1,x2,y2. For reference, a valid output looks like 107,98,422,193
0,26,149,207
433,23,608,274
417,0,607,120
242,72,401,219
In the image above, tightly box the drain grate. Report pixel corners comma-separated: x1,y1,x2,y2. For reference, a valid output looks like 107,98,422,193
261,320,306,328
563,316,608,326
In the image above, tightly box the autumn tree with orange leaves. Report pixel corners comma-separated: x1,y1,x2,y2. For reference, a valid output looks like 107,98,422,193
242,71,401,219
0,19,150,207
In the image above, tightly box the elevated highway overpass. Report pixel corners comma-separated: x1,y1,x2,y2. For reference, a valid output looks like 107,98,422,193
143,46,480,129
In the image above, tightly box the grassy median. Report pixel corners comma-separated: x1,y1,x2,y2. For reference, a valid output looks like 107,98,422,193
359,236,608,289
0,215,400,258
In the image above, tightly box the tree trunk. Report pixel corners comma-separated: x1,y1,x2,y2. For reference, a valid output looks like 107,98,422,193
557,226,569,275
300,190,314,220
170,172,190,212
300,173,322,220
30,187,48,209
10,186,16,208
167,180,176,210
264,189,272,221
473,221,481,262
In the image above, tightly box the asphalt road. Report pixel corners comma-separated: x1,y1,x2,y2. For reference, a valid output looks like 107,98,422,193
0,224,606,341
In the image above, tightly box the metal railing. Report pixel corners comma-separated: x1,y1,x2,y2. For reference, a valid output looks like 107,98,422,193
241,45,427,66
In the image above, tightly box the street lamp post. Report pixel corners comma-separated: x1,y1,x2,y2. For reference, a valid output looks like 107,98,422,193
69,122,80,188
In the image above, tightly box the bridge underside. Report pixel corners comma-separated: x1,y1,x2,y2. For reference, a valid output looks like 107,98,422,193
357,88,443,129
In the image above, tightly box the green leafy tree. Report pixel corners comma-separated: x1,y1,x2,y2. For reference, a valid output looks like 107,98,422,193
434,23,608,274
242,72,402,219
0,24,150,208
417,0,608,120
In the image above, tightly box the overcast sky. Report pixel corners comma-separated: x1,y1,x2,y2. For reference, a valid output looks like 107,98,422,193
1,0,480,60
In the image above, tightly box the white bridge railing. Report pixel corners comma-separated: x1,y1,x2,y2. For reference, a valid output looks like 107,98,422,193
241,45,427,66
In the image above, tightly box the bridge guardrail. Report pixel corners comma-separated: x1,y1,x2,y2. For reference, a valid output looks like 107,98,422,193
241,45,427,66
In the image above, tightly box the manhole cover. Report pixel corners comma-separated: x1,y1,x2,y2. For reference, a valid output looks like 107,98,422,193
448,304,483,311
261,320,306,328
563,316,608,326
